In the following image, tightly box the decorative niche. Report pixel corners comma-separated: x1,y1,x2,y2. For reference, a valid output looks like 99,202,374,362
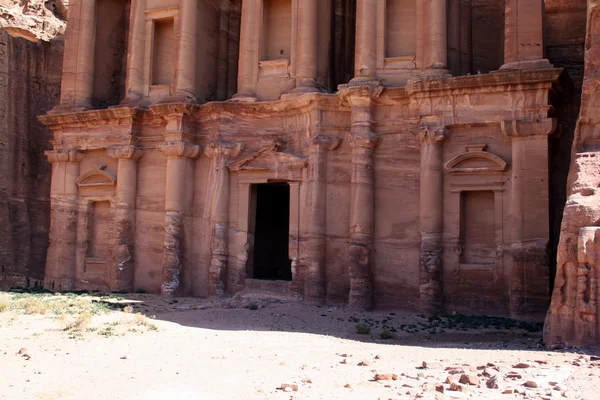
379,0,417,70
444,145,509,286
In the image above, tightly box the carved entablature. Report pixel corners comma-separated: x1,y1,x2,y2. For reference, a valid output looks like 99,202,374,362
76,165,117,188
444,145,508,175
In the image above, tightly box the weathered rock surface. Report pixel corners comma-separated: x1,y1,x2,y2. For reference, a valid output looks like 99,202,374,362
0,2,64,289
545,0,600,347
0,0,66,41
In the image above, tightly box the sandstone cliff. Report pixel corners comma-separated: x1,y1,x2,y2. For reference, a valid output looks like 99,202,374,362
545,0,600,346
0,0,64,288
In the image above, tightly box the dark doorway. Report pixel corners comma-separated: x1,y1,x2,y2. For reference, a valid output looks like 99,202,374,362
252,183,292,281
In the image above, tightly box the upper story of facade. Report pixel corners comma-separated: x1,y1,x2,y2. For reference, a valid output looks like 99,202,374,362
50,0,553,113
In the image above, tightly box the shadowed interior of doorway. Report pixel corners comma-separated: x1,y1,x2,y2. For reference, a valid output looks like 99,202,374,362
251,183,292,281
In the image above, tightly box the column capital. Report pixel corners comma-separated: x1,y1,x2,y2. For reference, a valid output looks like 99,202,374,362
158,142,201,159
309,135,342,151
418,127,448,144
346,132,381,149
337,80,384,105
107,145,144,160
501,118,557,138
205,140,245,159
45,148,85,163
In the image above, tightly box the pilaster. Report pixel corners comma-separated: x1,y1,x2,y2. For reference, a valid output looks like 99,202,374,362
231,0,259,102
107,145,144,292
339,81,383,310
51,0,97,113
304,135,341,305
501,117,557,318
158,140,201,296
205,139,245,296
501,0,552,70
418,126,447,314
44,149,85,291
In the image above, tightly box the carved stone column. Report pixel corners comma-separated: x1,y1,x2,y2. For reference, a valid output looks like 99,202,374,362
159,141,201,296
304,135,341,305
417,0,448,70
44,149,85,291
501,0,552,70
418,127,446,314
352,0,377,81
122,0,147,105
502,118,557,318
52,0,97,112
205,140,244,296
107,145,144,291
339,82,383,309
171,0,198,102
231,0,259,101
291,0,320,94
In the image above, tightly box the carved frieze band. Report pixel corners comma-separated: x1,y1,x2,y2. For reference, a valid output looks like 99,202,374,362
107,145,144,160
45,149,85,163
158,142,201,159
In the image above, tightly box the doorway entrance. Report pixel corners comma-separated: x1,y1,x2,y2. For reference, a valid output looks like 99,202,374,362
251,182,292,281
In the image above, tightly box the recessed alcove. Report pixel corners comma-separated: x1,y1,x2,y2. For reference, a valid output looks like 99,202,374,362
152,18,175,85
261,0,292,62
385,0,416,59
93,0,130,108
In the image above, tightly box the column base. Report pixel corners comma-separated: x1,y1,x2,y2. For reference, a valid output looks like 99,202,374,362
281,85,321,100
500,59,553,71
229,91,259,103
160,91,197,105
48,103,94,115
115,97,151,109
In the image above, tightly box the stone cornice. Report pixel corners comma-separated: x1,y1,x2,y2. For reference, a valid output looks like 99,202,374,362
38,107,146,128
404,68,564,97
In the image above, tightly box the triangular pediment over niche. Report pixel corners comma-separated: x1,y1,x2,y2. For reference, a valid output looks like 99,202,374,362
444,145,508,174
76,166,117,188
228,149,308,172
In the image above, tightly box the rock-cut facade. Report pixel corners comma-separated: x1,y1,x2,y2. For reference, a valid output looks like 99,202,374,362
40,0,566,319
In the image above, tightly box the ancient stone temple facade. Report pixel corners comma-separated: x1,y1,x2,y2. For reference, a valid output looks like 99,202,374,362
40,0,566,319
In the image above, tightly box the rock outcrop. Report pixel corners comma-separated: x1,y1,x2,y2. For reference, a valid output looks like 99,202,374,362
545,0,600,346
0,1,65,289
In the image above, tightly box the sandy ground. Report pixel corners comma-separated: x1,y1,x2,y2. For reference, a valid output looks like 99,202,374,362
1,293,599,400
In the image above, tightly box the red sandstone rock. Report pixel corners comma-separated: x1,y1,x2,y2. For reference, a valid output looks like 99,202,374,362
374,373,398,381
459,374,480,386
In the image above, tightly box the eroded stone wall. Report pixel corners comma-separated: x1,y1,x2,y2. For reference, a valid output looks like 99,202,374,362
545,0,600,347
0,30,64,288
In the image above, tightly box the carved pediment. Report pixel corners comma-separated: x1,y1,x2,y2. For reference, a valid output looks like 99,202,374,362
228,149,307,172
444,145,508,174
76,165,117,188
